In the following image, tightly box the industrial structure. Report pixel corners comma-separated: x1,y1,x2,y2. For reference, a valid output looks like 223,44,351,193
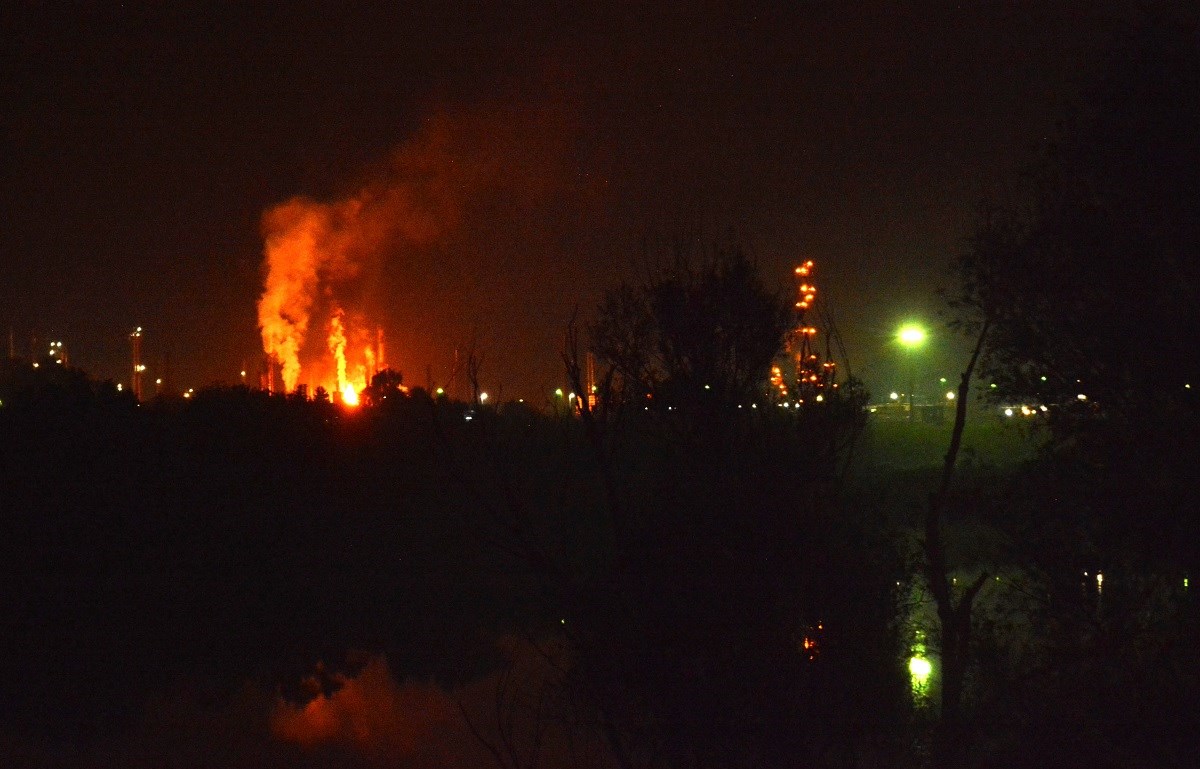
770,260,846,405
130,327,145,401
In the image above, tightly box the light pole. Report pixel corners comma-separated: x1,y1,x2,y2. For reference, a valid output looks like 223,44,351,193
897,323,927,422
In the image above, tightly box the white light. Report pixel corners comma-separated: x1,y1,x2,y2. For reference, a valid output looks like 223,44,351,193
116,382,122,391
479,392,488,402
945,391,955,400
814,394,824,402
889,392,899,401
1004,408,1014,417
1077,393,1087,401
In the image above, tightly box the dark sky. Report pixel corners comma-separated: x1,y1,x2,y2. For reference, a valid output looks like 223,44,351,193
2,2,1120,400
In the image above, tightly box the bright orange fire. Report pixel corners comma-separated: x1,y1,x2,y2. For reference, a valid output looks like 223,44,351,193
256,100,592,399
327,309,365,406
255,193,397,402
257,196,382,400
255,121,455,401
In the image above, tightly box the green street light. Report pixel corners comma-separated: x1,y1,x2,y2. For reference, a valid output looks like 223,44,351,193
897,323,927,348
896,322,927,421
909,653,933,688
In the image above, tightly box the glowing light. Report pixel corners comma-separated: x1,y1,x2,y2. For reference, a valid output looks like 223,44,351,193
340,385,359,407
815,394,824,402
890,392,900,401
479,392,488,402
1004,408,1014,417
939,377,947,384
897,324,927,347
555,388,563,397
1077,393,1087,401
435,387,445,396
946,391,955,400
909,655,932,685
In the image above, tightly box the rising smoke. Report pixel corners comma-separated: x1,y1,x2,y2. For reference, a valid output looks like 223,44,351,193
257,97,599,398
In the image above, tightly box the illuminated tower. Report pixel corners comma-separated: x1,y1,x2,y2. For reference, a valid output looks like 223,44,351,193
586,351,597,409
130,327,144,400
775,260,839,403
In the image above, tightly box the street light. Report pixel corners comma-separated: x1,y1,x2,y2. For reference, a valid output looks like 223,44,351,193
896,322,927,421
897,324,927,347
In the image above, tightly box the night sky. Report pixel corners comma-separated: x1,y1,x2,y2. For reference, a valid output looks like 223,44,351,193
2,2,1119,400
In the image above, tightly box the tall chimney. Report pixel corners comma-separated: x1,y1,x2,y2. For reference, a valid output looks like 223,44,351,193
130,327,144,401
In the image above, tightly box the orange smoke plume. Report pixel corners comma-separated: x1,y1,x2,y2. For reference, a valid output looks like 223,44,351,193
256,96,598,397
256,123,455,394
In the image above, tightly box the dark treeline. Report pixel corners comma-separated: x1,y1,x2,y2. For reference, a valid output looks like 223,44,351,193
0,339,903,768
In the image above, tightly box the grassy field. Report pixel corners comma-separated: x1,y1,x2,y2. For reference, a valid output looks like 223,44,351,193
853,410,1045,472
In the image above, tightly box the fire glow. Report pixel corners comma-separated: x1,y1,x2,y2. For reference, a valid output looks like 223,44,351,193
255,116,465,403
255,100,595,402
256,195,399,404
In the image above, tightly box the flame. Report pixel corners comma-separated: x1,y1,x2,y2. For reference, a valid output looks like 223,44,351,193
256,99,593,398
255,120,457,397
327,309,361,405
